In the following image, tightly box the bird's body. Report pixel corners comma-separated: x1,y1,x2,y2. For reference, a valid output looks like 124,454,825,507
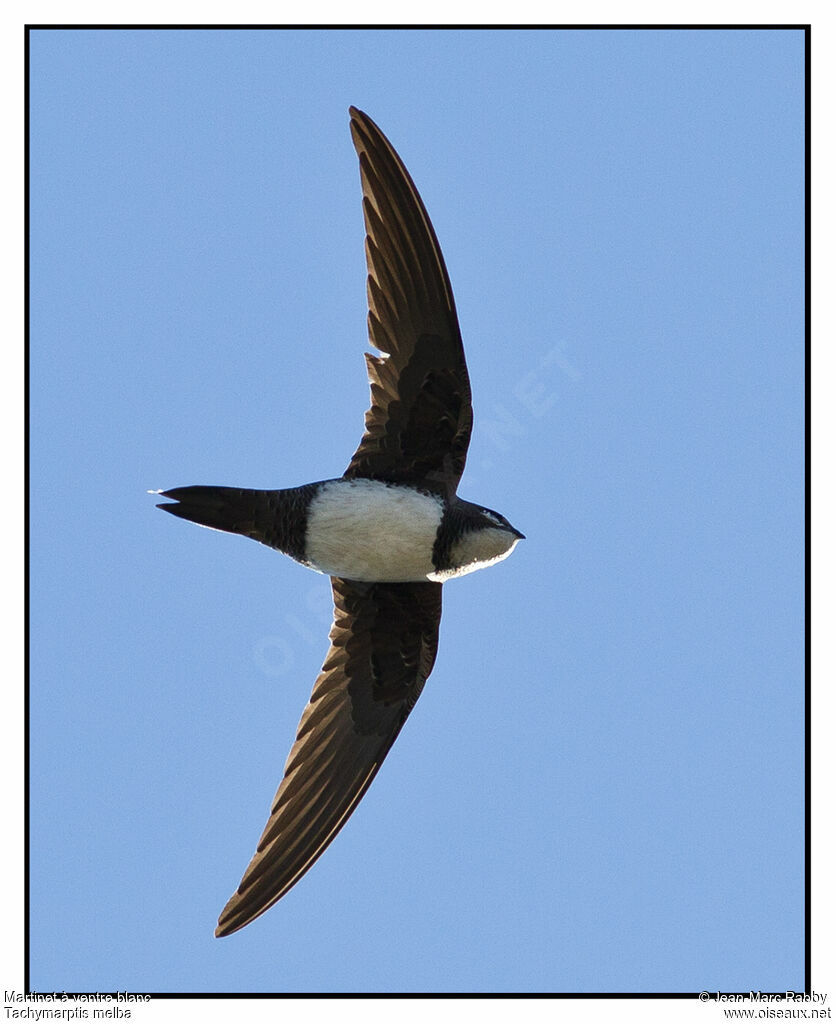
157,107,523,936
162,477,521,583
304,478,448,581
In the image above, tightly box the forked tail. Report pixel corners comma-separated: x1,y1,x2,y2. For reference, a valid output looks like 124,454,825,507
156,486,280,545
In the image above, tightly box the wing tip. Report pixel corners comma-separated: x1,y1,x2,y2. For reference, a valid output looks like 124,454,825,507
348,105,367,135
215,891,252,938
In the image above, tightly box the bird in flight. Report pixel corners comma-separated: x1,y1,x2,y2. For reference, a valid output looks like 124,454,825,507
157,107,524,936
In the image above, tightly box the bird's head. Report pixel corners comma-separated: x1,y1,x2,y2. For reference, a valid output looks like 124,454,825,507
471,505,526,542
436,500,524,581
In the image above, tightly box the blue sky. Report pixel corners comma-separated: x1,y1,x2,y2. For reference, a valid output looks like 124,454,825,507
28,27,805,994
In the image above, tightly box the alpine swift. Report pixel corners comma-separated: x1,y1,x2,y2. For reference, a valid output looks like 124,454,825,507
157,107,524,936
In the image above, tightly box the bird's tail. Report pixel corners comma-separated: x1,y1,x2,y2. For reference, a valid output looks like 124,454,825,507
155,485,280,545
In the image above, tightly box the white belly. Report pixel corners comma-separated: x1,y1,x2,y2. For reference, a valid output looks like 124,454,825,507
305,479,444,582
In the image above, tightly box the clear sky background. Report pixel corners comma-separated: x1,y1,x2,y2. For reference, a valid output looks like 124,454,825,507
29,27,805,994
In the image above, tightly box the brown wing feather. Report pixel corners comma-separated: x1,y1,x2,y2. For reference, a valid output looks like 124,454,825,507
215,577,442,936
344,107,473,496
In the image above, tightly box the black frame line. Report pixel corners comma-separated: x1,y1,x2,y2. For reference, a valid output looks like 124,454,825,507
23,21,812,1000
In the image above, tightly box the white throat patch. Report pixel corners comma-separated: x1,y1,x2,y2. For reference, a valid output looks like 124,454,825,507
429,528,521,582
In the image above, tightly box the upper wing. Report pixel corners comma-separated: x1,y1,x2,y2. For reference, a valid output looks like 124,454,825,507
215,576,442,936
344,106,473,497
